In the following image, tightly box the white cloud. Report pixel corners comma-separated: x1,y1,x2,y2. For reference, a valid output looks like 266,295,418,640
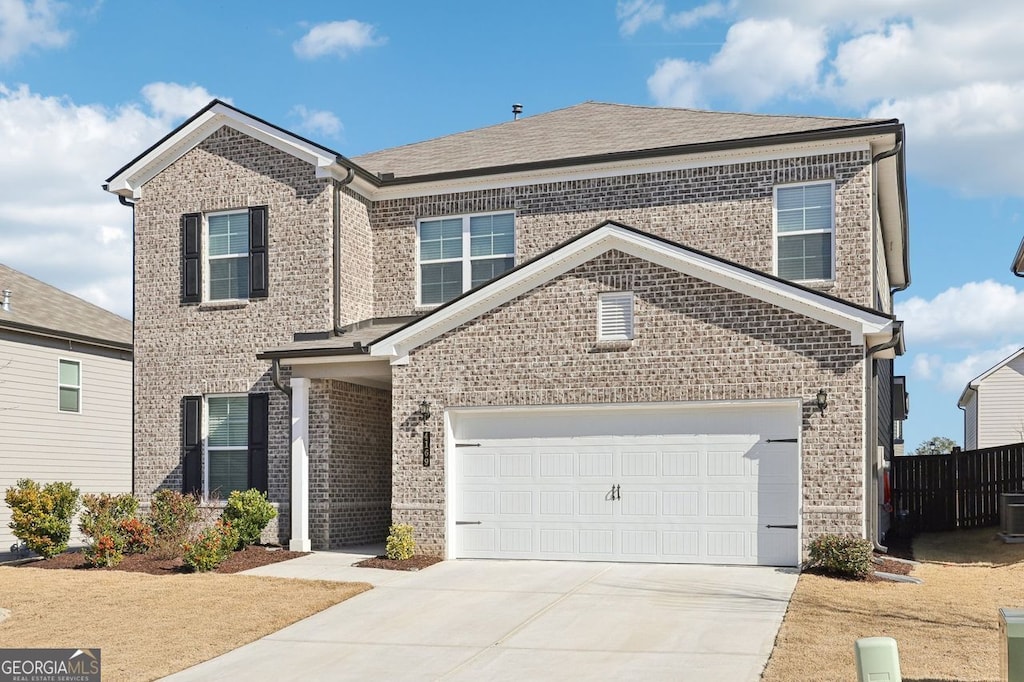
617,0,665,36
290,105,342,139
0,82,220,319
141,82,226,122
637,2,1024,197
896,280,1024,347
293,20,385,60
910,344,1022,392
648,19,826,109
0,0,69,64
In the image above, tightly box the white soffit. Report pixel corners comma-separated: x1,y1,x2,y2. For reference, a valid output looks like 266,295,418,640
371,222,894,362
105,102,350,198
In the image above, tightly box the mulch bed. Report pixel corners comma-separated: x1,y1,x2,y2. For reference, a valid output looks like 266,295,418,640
15,545,308,575
803,552,915,582
353,554,442,571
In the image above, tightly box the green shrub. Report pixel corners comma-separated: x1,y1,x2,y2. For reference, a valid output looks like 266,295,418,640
146,489,199,559
4,479,80,558
385,523,415,561
79,493,140,567
221,489,277,548
807,534,874,579
183,519,240,572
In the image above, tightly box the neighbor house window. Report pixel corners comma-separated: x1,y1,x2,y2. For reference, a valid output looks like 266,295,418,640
206,395,249,499
775,182,834,281
58,359,81,413
598,292,634,341
418,212,515,305
206,211,250,300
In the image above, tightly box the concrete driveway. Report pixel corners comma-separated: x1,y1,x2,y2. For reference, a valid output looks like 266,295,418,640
164,557,797,681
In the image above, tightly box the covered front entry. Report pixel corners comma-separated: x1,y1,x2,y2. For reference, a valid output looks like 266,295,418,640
448,401,801,567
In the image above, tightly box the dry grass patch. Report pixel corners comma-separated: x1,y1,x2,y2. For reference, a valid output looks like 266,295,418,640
763,528,1024,682
0,567,370,681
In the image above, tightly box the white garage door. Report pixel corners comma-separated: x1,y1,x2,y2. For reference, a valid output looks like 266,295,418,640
451,402,800,567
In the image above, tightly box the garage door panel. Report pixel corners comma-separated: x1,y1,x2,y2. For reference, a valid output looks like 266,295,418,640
454,408,800,567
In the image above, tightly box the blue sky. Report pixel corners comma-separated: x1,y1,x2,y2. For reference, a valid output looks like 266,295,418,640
2,0,1023,452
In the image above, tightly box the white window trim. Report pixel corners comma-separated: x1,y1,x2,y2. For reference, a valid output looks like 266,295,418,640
597,291,634,341
772,180,836,283
57,358,81,414
203,393,248,502
204,209,249,303
416,210,515,307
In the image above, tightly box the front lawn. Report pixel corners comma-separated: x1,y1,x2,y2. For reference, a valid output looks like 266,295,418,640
763,527,1024,681
0,566,370,681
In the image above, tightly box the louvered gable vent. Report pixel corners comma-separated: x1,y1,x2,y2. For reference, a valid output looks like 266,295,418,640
598,291,634,341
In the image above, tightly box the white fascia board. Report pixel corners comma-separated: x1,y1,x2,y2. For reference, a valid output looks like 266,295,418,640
105,103,344,198
873,151,908,289
370,224,894,360
957,347,1024,407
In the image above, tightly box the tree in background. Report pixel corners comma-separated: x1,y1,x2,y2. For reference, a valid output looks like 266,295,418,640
913,436,959,456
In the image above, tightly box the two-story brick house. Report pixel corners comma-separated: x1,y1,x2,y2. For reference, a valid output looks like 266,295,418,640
105,100,908,566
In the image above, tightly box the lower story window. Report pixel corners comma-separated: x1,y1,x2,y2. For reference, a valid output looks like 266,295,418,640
207,395,248,498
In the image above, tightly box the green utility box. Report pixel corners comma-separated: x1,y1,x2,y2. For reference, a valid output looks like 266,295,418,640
854,637,902,682
1000,608,1024,681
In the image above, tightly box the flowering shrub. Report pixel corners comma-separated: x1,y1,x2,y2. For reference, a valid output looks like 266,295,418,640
807,534,874,579
147,489,199,559
183,519,240,572
119,517,155,554
385,523,415,561
79,493,140,567
4,479,80,558
222,489,277,548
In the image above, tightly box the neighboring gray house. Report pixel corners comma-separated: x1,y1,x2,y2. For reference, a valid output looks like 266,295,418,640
105,100,910,567
958,348,1024,450
0,264,132,553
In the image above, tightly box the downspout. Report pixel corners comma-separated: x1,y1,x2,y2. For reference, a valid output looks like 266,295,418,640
269,358,293,538
864,324,903,553
332,165,356,334
116,192,137,496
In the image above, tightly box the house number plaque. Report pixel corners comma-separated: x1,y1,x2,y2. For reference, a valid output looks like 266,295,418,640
422,431,431,467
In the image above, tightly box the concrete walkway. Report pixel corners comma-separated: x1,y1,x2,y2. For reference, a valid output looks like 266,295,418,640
164,550,797,681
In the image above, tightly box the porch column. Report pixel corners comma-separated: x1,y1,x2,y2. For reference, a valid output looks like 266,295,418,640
289,377,311,552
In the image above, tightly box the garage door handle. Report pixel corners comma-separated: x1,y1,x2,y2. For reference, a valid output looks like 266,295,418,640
455,521,482,525
765,438,798,443
765,524,798,529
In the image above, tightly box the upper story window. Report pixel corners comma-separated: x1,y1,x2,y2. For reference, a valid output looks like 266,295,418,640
207,211,250,300
182,206,268,304
58,359,81,413
775,182,834,282
418,212,515,305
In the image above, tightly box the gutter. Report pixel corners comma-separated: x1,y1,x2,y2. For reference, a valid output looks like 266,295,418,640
116,192,137,497
332,165,357,335
1012,236,1024,278
864,323,903,553
871,128,911,293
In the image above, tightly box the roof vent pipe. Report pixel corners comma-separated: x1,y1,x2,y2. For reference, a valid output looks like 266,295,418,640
1,290,10,312
512,103,523,120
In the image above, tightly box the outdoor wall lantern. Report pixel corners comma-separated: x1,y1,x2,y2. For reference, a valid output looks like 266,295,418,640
417,400,431,422
816,388,829,413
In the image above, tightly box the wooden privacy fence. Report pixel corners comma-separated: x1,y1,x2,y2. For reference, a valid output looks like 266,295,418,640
890,442,1024,535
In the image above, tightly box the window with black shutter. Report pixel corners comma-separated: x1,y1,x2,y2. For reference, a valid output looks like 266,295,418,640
181,206,269,303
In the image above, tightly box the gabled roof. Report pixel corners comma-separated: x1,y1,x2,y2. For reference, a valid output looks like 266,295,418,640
1012,236,1024,277
352,101,898,182
0,263,132,350
104,100,369,199
370,221,897,364
958,347,1024,408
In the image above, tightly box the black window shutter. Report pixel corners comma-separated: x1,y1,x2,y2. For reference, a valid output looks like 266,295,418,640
182,213,202,303
182,396,203,495
248,393,270,494
249,206,269,299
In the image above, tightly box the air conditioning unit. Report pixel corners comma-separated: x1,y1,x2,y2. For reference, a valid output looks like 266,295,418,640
1000,493,1024,538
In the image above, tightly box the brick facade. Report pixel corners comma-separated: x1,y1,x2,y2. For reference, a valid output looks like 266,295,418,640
131,121,890,559
391,251,867,555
